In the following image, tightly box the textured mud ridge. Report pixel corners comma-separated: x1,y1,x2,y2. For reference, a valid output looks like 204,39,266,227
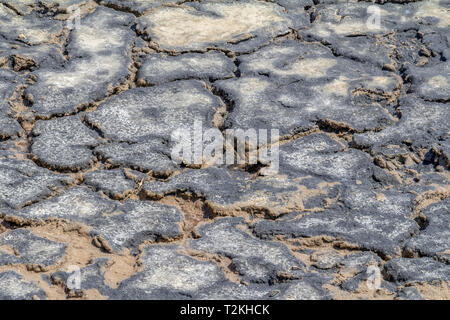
0,0,449,300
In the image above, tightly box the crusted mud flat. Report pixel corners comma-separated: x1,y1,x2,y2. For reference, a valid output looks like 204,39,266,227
0,0,449,300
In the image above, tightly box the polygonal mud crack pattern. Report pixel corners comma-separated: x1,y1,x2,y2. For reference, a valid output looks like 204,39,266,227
86,80,223,142
6,186,184,253
253,185,420,259
0,69,23,139
0,157,72,209
137,51,236,85
0,0,448,300
136,0,295,52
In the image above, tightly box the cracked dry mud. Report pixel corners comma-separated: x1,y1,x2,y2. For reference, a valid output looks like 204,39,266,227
0,0,448,300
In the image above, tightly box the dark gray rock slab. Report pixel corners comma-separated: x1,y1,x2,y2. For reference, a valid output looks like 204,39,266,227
143,166,341,218
0,271,46,300
136,0,295,53
405,199,450,263
190,217,305,283
10,187,184,252
83,169,135,199
384,257,450,283
86,80,222,143
25,7,135,117
254,186,419,258
31,115,101,171
353,96,450,150
0,229,66,267
94,141,175,176
0,69,22,139
137,51,235,85
110,244,229,299
0,157,71,209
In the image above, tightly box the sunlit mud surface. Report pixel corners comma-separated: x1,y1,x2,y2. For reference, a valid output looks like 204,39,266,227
0,0,448,300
